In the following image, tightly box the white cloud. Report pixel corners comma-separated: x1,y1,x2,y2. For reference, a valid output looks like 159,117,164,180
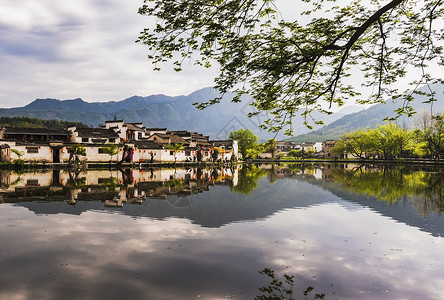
0,0,215,107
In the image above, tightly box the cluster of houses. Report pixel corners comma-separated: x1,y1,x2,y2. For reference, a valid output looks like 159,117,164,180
272,140,339,159
0,119,238,164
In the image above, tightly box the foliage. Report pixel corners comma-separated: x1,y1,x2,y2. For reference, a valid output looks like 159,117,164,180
0,116,88,129
211,147,220,161
287,149,303,159
166,143,184,162
420,112,444,159
10,148,25,167
68,144,87,156
137,0,444,134
331,165,444,214
101,144,119,162
229,129,259,158
231,164,267,195
333,123,418,159
100,177,119,190
263,139,277,157
67,177,87,189
10,149,24,158
256,268,325,300
196,148,203,162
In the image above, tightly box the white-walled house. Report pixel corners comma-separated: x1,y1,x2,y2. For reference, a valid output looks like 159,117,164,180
102,120,147,141
313,141,323,152
69,127,120,144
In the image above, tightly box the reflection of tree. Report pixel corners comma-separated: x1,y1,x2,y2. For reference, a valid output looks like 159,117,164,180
100,177,118,191
231,165,267,195
267,165,278,184
67,176,86,189
331,166,444,215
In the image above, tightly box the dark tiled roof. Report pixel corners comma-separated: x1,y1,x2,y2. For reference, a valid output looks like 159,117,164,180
151,133,188,144
146,128,167,131
134,140,162,149
4,127,70,135
126,123,144,131
76,128,119,138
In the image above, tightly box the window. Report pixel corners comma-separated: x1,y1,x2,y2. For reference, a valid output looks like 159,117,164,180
27,146,39,153
108,138,115,143
26,179,39,186
185,150,191,156
170,151,174,155
98,148,105,154
82,137,89,143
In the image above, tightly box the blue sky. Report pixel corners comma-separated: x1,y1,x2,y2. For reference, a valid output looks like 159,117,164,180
0,0,217,108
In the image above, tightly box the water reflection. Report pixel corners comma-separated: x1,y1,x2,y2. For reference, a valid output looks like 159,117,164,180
0,164,444,299
1,164,444,231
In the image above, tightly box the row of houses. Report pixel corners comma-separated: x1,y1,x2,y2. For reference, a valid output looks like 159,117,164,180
274,140,340,159
0,120,238,164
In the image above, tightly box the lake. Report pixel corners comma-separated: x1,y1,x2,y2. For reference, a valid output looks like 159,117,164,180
0,164,443,300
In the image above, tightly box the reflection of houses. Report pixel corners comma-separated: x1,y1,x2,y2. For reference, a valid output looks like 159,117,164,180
0,167,239,209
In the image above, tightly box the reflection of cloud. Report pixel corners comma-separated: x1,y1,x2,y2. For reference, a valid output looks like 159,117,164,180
1,193,444,299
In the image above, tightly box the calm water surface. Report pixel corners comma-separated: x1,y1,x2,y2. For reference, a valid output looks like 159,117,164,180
0,164,443,300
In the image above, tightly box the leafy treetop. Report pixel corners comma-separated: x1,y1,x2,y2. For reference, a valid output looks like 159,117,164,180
137,0,444,135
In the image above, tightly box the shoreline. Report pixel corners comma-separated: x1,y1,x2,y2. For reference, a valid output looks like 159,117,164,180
2,158,444,170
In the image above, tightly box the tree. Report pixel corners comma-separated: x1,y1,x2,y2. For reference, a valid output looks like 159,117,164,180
101,143,119,163
262,138,277,158
10,148,25,168
196,147,203,162
211,147,222,162
137,0,444,134
333,129,374,159
68,144,86,165
420,113,444,159
334,123,418,159
287,149,303,159
228,129,259,158
166,143,184,163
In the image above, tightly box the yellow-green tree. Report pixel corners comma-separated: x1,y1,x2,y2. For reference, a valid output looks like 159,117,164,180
101,144,119,163
229,129,259,159
166,143,184,163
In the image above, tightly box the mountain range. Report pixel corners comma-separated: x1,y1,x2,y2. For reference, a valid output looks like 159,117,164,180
287,84,444,143
0,87,364,141
2,85,442,142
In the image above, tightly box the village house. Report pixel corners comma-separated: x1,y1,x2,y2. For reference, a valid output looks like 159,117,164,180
0,119,240,164
168,130,211,148
68,127,120,144
102,120,147,141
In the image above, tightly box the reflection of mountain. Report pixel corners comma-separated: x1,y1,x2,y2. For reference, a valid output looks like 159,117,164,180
2,166,444,236
295,169,444,238
11,177,332,227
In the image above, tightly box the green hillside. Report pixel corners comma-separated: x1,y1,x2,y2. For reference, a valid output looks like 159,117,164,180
287,85,444,143
0,116,88,130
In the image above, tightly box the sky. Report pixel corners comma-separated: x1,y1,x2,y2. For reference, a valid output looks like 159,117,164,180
0,0,218,108
1,1,442,110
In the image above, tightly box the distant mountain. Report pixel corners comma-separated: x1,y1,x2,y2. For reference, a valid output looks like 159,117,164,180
287,84,444,143
0,87,363,141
